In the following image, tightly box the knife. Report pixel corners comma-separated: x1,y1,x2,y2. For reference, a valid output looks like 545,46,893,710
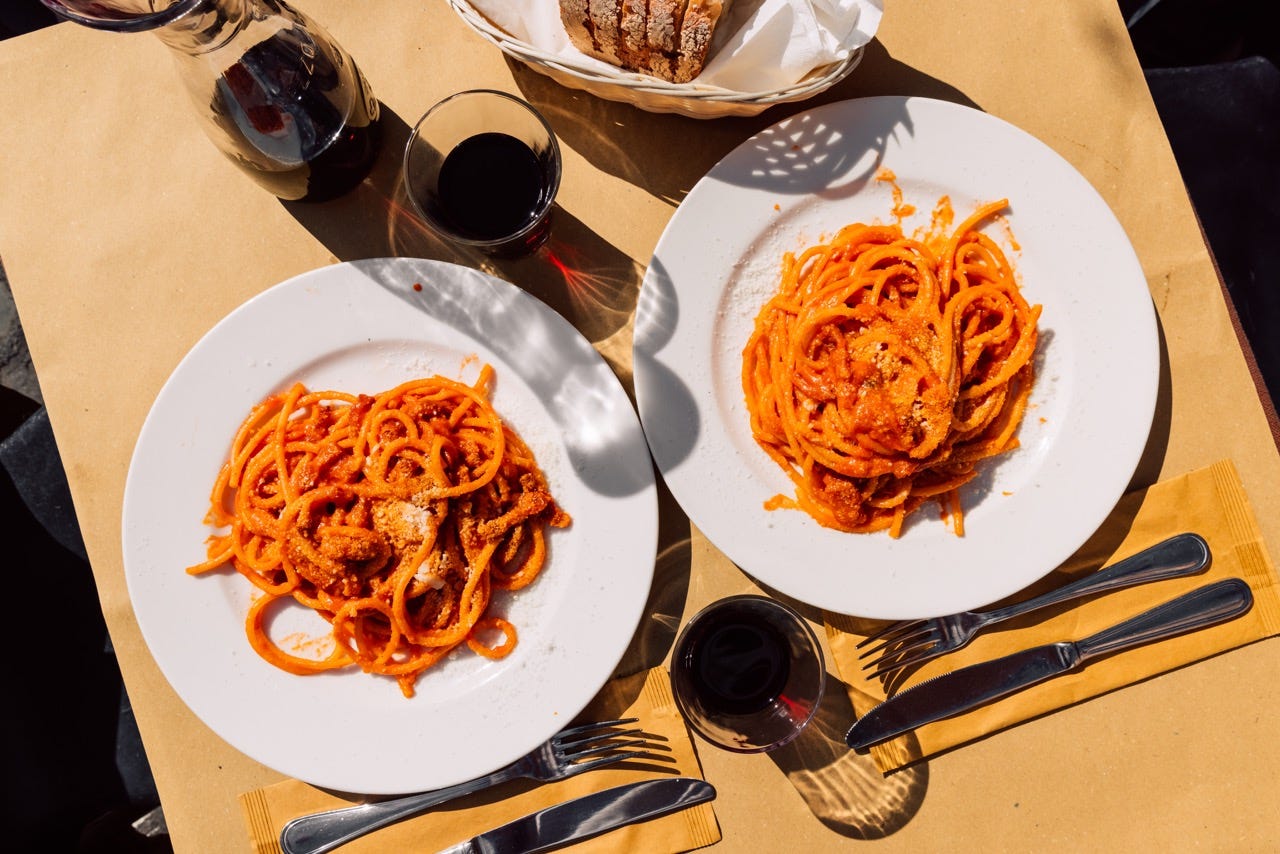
845,578,1253,751
434,776,716,854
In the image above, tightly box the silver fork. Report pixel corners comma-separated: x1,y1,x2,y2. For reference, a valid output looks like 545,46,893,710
857,532,1211,679
279,718,654,854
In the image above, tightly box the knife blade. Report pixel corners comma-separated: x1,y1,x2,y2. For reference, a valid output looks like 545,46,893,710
845,578,1253,751
434,776,716,854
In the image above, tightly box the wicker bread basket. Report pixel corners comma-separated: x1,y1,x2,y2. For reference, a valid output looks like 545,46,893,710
448,0,866,119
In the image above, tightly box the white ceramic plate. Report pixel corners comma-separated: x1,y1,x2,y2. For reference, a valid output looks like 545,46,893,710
634,96,1158,619
122,259,657,794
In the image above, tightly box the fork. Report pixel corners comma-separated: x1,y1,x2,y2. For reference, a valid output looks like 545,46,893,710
857,532,1211,679
279,718,653,854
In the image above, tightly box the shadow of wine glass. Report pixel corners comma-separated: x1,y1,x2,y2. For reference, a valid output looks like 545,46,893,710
719,584,928,835
766,674,928,839
279,104,645,361
385,195,646,367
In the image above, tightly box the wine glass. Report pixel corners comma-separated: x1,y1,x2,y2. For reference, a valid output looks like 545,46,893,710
402,89,562,258
671,595,826,753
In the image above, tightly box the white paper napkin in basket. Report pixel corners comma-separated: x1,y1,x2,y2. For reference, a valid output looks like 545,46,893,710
467,0,884,92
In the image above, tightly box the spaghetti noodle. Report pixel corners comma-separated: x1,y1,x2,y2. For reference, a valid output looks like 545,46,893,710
187,366,570,697
742,198,1040,537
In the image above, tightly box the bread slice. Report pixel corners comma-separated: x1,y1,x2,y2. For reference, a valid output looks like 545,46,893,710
559,0,595,57
645,0,690,80
588,0,624,65
619,0,649,69
559,0,731,84
674,0,730,83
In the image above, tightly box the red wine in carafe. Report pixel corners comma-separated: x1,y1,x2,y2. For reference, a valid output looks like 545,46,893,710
436,132,548,241
685,606,791,716
210,24,381,202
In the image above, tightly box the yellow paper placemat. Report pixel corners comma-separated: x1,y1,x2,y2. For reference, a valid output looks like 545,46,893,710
825,459,1280,772
239,667,719,853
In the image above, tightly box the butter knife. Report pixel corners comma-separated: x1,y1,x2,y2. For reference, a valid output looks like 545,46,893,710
435,776,716,854
845,578,1253,750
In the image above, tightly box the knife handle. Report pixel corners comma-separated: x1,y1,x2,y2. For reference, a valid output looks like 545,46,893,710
279,763,519,854
1076,578,1252,662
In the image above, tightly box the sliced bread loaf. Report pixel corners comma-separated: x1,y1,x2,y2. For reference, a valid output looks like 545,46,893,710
559,0,732,83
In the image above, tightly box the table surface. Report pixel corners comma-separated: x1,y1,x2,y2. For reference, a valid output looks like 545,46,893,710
4,1,1280,850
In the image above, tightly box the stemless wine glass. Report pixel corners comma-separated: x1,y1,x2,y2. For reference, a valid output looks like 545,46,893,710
403,89,562,258
671,595,826,753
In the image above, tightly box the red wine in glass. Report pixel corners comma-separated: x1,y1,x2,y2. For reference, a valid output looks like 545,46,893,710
672,595,825,753
684,606,792,715
404,90,561,257
436,132,550,242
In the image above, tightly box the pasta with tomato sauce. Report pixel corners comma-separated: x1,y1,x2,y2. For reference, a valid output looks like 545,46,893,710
742,198,1040,537
187,366,570,697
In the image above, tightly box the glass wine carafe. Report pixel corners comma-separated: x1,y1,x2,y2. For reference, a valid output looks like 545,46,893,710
41,0,382,202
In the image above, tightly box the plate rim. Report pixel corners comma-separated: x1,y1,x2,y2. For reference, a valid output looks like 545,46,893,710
633,95,1159,619
121,257,658,794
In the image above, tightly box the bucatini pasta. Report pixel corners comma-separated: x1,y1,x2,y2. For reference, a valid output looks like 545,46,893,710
187,365,569,697
742,195,1040,537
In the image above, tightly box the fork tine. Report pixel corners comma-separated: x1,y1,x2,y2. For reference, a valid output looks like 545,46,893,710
561,749,654,777
561,736,649,762
864,641,942,680
855,618,926,650
856,625,937,663
552,717,639,743
558,729,645,756
560,727,645,747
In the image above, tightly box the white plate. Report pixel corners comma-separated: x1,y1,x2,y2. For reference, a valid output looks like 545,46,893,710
122,259,657,794
634,96,1158,619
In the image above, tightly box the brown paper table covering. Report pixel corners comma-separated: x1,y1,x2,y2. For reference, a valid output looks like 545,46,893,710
240,667,719,854
4,0,1280,850
827,459,1280,772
